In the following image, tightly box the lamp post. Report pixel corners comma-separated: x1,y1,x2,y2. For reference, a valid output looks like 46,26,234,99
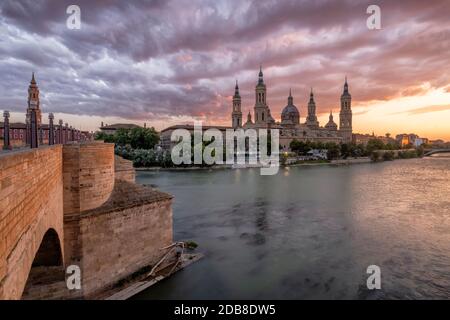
3,110,12,150
49,113,55,145
59,119,63,144
30,109,38,148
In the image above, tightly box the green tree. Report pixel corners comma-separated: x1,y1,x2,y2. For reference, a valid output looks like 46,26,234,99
340,143,350,159
129,127,159,149
290,139,312,155
94,131,115,143
366,139,385,153
371,151,380,162
96,127,160,150
115,128,131,146
327,144,340,160
352,143,366,157
382,151,395,161
290,139,301,154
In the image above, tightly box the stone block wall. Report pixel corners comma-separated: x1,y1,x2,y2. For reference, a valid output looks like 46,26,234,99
1,142,174,299
114,155,135,182
0,146,64,299
62,142,115,270
62,148,173,298
62,142,115,215
65,184,173,297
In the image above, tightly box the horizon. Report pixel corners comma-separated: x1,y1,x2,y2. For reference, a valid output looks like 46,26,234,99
1,1,450,141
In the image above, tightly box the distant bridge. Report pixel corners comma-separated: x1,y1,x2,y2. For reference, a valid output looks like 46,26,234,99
423,149,450,156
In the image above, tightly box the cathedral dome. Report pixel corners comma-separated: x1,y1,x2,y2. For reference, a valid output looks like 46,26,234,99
281,90,299,125
325,111,338,131
281,105,299,119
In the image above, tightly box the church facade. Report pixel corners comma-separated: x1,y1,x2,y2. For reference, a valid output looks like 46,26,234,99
232,67,353,150
160,68,353,152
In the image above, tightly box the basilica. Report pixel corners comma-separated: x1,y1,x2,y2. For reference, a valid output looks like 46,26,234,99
231,67,353,149
160,67,353,151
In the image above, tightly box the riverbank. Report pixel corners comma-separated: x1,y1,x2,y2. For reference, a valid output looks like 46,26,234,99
134,157,373,171
331,157,372,165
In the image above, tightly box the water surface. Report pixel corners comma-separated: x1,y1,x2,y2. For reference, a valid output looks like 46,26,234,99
134,156,450,299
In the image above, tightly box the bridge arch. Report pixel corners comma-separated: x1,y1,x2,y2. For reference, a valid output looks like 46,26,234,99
21,228,65,299
31,228,63,267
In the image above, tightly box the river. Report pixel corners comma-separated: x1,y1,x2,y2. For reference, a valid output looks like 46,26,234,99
133,156,450,299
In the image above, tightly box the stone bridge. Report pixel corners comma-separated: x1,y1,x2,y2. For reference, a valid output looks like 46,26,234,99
0,142,173,299
423,149,450,156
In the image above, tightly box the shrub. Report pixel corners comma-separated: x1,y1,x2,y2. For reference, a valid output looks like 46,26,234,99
371,151,380,162
114,145,174,167
382,151,395,161
398,150,418,159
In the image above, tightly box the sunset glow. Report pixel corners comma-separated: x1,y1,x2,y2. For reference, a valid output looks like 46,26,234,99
1,0,449,141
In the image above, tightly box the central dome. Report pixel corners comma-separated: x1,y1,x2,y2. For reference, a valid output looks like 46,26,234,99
281,90,300,125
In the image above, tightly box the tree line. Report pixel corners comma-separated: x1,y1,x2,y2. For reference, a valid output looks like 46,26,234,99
289,138,420,160
95,127,160,150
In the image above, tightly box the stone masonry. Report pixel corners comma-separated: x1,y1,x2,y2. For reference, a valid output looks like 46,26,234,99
0,141,173,299
0,146,64,299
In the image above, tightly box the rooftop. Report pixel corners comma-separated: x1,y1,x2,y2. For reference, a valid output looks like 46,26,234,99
100,123,142,130
161,124,232,133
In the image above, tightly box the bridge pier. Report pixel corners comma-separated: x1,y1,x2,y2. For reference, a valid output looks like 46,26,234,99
0,142,174,299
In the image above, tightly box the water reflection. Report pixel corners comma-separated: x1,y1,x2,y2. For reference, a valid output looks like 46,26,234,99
133,158,450,299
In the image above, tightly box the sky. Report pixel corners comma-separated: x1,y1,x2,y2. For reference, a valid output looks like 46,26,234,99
0,0,449,140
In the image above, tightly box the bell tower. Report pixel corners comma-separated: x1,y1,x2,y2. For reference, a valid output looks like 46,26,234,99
254,66,269,126
306,88,319,129
339,77,352,143
231,80,242,128
27,72,42,126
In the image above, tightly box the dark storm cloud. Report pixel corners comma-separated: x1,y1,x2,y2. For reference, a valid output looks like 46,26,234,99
0,0,449,124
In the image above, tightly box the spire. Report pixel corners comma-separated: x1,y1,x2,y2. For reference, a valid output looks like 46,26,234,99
258,65,264,85
343,76,349,94
234,79,240,97
325,109,337,130
288,88,293,105
309,87,315,102
31,72,36,84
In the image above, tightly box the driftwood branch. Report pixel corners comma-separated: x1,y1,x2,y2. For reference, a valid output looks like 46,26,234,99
146,242,186,278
